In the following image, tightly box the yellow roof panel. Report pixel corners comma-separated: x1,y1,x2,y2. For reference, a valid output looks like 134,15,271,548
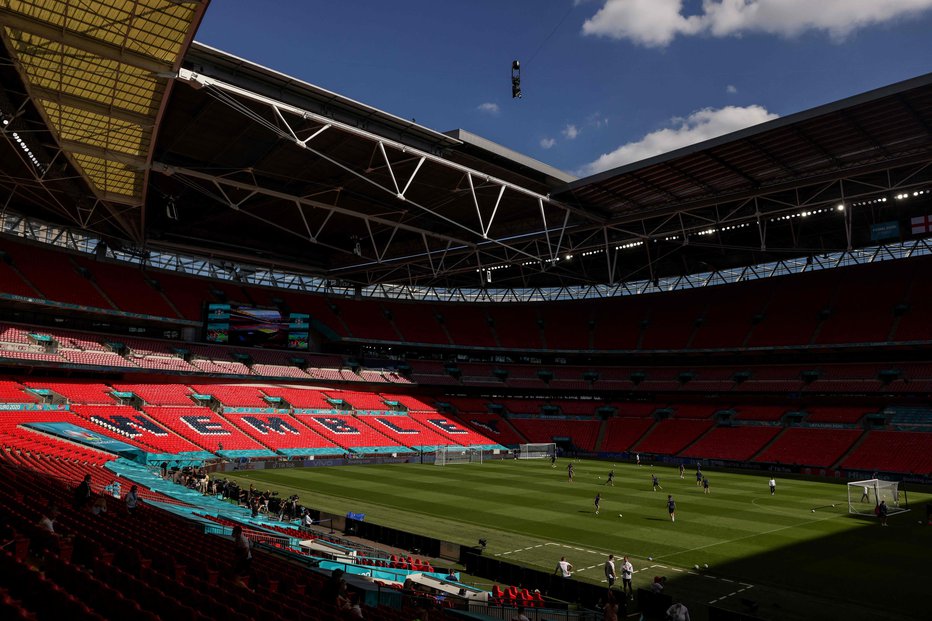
42,100,149,157
0,0,207,207
72,152,144,198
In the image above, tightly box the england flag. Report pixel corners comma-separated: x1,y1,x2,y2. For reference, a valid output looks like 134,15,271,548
912,215,931,235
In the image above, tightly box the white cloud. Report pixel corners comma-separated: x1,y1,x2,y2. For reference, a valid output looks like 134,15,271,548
582,0,932,47
477,102,500,115
726,84,738,94
580,104,779,175
540,137,556,149
562,124,580,140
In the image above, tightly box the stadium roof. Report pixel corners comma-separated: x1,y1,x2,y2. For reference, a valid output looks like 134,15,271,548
0,1,930,293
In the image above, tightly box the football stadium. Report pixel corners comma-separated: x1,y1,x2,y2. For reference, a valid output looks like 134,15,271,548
0,2,930,621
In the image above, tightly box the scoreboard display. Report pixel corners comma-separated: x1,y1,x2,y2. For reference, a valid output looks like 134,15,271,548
204,304,310,350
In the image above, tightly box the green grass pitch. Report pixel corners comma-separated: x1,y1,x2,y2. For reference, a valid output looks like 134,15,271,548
225,458,930,620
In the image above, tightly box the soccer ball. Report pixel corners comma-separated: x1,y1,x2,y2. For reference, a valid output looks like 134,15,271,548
694,564,699,570
598,476,602,479
618,513,623,517
648,556,653,561
811,509,815,513
832,504,836,507
704,564,709,569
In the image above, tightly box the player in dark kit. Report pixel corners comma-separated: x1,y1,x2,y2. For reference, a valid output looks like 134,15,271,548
696,470,703,486
605,469,615,486
652,474,662,491
667,495,676,522
567,462,574,483
594,492,601,515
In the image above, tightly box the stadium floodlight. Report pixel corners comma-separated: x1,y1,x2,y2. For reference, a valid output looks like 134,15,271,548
518,443,556,460
847,479,908,517
511,60,521,99
434,446,483,465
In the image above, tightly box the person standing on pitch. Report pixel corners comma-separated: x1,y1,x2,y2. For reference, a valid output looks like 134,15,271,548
604,554,616,587
605,469,615,486
652,474,662,492
554,556,573,577
667,495,676,522
769,477,776,496
567,462,574,483
861,485,870,503
594,492,601,516
702,477,710,494
621,556,634,597
635,453,641,467
679,463,685,479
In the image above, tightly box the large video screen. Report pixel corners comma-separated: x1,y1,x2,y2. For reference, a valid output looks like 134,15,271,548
204,304,310,350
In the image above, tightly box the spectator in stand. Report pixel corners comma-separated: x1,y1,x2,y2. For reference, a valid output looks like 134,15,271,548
651,576,667,593
90,496,108,516
666,601,691,621
34,504,60,557
231,525,252,577
73,474,92,509
878,500,889,526
603,592,620,621
125,485,140,515
512,606,531,621
160,461,168,478
324,568,362,616
37,504,59,535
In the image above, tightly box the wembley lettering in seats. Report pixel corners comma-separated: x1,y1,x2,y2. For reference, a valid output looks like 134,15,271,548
374,417,419,434
426,418,466,434
241,416,300,435
90,414,169,436
180,416,231,435
313,416,360,434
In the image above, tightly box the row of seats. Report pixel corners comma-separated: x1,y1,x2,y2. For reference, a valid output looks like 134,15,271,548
2,237,930,351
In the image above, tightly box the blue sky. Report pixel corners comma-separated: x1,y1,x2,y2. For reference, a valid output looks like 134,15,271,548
195,1,932,178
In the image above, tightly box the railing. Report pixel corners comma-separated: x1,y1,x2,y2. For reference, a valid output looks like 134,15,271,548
469,602,601,621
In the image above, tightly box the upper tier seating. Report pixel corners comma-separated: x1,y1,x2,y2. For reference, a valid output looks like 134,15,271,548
679,426,782,461
804,407,874,424
188,384,271,408
634,419,714,455
24,382,115,404
840,430,932,475
451,412,526,446
754,428,863,468
509,417,602,451
600,418,655,452
111,383,194,406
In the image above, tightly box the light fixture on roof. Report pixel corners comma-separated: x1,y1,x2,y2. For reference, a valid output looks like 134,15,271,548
511,60,522,99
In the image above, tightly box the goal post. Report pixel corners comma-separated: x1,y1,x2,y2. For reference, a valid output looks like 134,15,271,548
434,446,483,466
847,479,908,516
518,443,557,460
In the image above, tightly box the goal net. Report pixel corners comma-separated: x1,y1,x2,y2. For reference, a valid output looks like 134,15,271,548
434,446,483,466
847,479,908,516
519,443,557,460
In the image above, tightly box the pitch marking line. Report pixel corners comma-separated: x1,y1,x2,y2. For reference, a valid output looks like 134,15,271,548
709,585,754,605
655,508,843,562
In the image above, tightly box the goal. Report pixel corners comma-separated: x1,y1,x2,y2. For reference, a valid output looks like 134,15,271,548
434,446,483,466
847,479,908,516
518,443,557,460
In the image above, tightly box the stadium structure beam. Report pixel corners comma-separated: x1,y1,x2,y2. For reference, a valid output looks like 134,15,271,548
173,69,596,266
